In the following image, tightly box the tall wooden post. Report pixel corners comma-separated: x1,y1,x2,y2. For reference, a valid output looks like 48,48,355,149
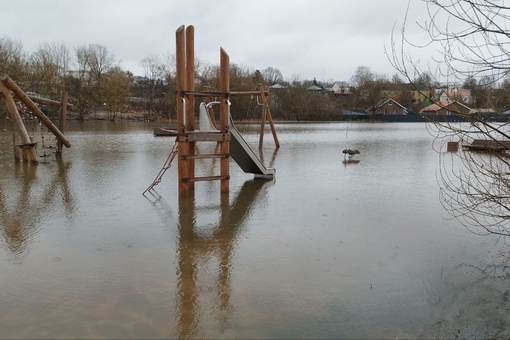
176,25,190,196
185,26,196,190
0,81,38,162
219,48,230,193
56,90,68,156
258,84,267,150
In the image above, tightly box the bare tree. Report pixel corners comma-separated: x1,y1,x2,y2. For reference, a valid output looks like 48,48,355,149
29,42,70,97
390,0,510,236
0,37,26,80
76,44,115,109
140,54,165,114
350,66,388,113
262,67,283,86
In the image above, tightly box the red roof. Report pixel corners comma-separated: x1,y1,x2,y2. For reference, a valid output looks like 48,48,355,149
420,101,449,113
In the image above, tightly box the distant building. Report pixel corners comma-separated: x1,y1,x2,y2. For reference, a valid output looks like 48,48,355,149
420,100,471,116
368,98,408,115
436,87,472,105
330,81,351,93
306,78,324,92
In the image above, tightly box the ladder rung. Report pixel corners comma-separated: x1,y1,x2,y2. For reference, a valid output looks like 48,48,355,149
181,153,229,160
183,175,230,182
177,132,231,142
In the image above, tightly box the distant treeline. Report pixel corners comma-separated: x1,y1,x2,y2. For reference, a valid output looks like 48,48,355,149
2,37,509,121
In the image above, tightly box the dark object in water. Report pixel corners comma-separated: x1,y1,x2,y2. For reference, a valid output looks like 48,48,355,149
342,148,360,155
462,139,510,152
154,127,177,136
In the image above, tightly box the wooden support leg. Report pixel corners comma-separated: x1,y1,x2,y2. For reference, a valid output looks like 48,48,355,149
57,90,68,156
0,81,37,163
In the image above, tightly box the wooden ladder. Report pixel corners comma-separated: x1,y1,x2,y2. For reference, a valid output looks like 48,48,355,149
177,131,231,183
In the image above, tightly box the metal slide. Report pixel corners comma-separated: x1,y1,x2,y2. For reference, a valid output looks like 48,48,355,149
199,102,275,179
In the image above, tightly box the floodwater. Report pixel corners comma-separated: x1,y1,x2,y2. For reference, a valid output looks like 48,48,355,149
1,120,510,339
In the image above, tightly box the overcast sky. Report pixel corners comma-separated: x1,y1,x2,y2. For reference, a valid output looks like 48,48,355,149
1,0,433,82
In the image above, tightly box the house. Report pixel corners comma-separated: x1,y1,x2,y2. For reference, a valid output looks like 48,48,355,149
306,78,324,92
331,81,352,95
437,88,472,105
368,98,408,115
306,85,323,92
420,100,471,116
333,87,353,96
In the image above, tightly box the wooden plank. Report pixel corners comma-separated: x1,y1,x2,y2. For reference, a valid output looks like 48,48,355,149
177,132,231,142
183,175,230,182
181,153,229,160
178,90,268,97
463,139,510,152
27,95,76,110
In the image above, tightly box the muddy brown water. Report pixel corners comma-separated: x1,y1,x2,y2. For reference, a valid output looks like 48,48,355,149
0,120,509,338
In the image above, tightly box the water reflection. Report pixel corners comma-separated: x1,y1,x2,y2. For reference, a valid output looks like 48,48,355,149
0,158,75,259
174,179,272,339
259,147,279,169
342,159,361,165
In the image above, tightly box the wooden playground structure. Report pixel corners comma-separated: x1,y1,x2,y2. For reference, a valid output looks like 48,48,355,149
156,25,279,196
0,74,72,162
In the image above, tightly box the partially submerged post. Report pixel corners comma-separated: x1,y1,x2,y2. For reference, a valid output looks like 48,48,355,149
219,48,230,193
257,84,280,150
0,81,38,162
56,90,68,156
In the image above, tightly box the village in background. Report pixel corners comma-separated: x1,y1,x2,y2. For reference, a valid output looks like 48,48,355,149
1,39,509,123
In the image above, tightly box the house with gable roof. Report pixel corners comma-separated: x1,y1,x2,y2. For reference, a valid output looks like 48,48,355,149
368,98,408,115
436,87,472,105
330,81,352,96
419,100,470,116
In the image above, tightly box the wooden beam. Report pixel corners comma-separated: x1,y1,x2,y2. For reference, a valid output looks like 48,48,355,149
181,153,229,160
185,25,196,190
178,90,268,97
57,90,68,155
185,25,195,131
0,74,71,148
219,47,230,193
0,80,38,162
177,132,231,142
27,95,76,111
257,84,280,149
176,25,191,196
183,175,229,182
